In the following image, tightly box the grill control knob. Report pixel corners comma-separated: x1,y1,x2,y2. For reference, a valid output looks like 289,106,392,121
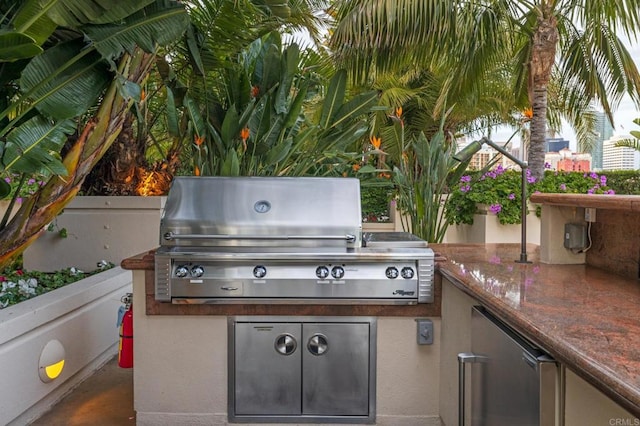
331,266,345,279
253,265,267,279
175,265,189,278
316,266,330,279
401,267,415,279
385,266,399,279
191,265,205,278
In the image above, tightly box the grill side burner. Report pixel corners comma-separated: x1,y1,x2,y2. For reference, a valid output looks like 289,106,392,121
155,177,435,305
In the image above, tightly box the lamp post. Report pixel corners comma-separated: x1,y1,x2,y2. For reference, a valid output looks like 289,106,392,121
453,137,531,263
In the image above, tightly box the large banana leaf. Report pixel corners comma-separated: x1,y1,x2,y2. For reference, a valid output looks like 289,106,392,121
0,32,43,62
45,0,156,27
13,0,57,45
2,116,75,175
86,1,189,59
19,39,111,120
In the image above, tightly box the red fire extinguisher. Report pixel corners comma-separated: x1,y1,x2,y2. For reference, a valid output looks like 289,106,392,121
118,293,133,368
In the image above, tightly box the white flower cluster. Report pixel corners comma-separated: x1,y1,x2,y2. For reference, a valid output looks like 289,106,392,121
0,278,39,308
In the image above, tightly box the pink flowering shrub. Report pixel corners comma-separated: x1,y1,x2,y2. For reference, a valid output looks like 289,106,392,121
446,167,614,225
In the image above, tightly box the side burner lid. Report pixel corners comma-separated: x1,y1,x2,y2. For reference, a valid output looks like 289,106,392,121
159,177,362,248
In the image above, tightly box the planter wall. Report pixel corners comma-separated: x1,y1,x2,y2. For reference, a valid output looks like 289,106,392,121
443,209,540,245
24,196,166,272
0,267,132,426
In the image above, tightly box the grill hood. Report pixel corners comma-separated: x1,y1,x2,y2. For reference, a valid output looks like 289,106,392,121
159,176,362,248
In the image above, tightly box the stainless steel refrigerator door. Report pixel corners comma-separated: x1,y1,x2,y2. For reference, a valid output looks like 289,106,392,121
302,322,372,416
233,322,302,415
470,306,556,426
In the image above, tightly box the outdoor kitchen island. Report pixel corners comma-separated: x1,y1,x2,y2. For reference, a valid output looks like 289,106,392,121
123,241,640,426
122,180,639,425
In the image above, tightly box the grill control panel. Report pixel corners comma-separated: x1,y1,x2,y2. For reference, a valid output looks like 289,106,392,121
154,249,435,305
169,261,416,282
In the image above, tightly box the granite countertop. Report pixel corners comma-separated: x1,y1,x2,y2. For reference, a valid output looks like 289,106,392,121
529,193,640,211
433,243,640,417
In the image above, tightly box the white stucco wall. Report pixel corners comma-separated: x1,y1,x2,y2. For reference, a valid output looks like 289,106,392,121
0,267,132,426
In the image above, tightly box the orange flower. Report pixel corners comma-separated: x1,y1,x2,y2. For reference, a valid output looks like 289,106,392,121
523,108,533,119
251,85,260,98
240,127,250,142
194,135,204,146
378,172,391,179
140,89,146,102
194,166,200,176
352,164,361,172
370,135,381,150
390,106,404,127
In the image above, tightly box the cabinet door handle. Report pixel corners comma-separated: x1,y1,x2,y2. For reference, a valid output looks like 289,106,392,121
457,352,487,426
274,334,297,355
307,334,328,356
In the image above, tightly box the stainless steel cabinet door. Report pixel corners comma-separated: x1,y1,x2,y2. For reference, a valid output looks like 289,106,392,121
471,307,544,426
234,322,302,415
302,322,371,416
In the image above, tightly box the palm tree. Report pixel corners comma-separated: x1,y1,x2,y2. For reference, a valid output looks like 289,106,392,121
614,117,640,152
0,0,189,268
329,0,640,179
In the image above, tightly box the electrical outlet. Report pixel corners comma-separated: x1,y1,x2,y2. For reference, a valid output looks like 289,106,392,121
585,208,596,222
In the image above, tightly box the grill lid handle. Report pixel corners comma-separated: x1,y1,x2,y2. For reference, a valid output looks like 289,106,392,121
163,232,356,243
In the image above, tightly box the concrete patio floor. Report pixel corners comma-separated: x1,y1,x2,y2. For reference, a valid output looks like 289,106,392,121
29,356,134,426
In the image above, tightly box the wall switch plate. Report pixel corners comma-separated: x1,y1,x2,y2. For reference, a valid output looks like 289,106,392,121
585,208,596,222
564,223,587,250
416,319,433,345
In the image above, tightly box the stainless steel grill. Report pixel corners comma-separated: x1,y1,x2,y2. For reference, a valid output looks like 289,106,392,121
154,176,435,304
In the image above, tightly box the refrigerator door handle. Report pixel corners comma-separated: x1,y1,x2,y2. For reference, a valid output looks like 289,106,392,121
457,352,487,426
522,350,538,369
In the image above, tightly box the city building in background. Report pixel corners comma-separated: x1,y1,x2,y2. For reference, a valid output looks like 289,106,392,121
602,135,640,170
545,148,591,171
545,137,570,153
591,112,614,170
455,139,523,170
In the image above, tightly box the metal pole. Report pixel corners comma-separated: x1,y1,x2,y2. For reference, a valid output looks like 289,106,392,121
482,139,531,263
518,166,529,263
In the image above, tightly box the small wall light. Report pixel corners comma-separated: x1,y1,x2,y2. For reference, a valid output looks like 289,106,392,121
39,339,66,383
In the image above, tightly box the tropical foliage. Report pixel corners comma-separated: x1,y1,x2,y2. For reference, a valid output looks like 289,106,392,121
613,117,640,153
185,32,380,177
393,127,469,243
0,0,189,268
82,0,333,194
329,0,640,179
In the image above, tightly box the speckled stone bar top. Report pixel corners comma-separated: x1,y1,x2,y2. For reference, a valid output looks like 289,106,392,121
433,243,640,417
530,193,640,211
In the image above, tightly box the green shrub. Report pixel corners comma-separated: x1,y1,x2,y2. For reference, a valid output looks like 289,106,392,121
446,168,616,225
361,182,394,222
603,170,640,195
